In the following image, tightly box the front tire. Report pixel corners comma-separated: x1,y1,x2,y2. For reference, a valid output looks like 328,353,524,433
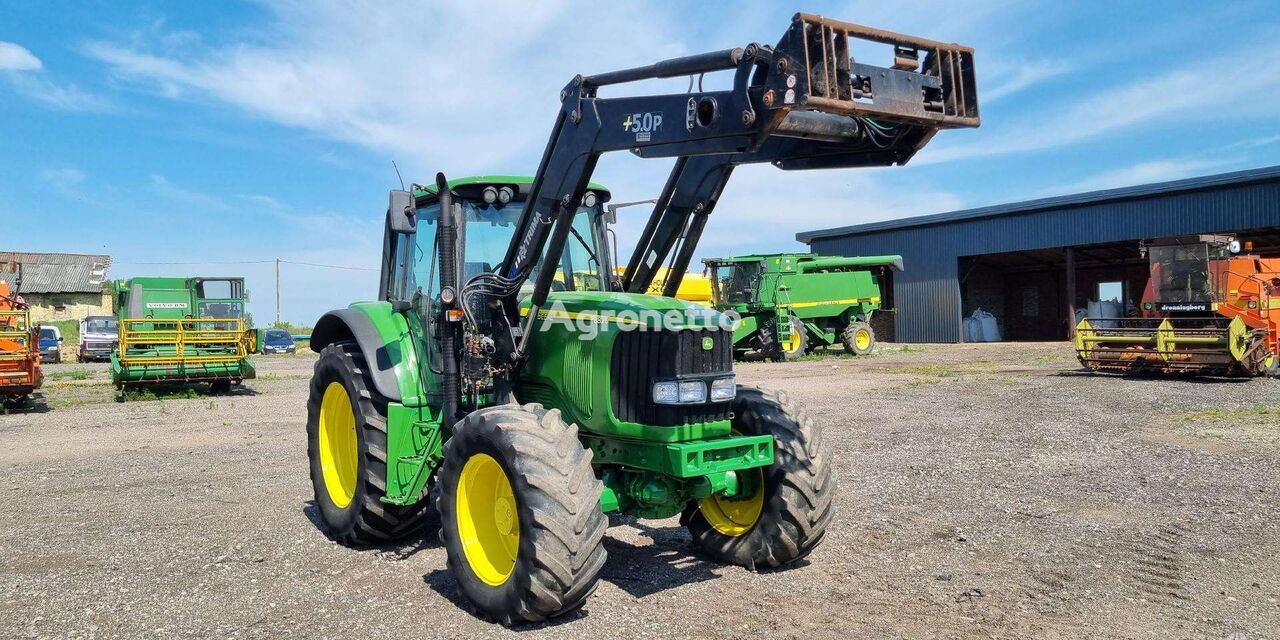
437,404,607,625
306,341,430,545
684,386,835,568
841,320,875,355
761,315,807,361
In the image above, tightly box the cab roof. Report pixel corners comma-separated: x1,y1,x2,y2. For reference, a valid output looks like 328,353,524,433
412,175,611,203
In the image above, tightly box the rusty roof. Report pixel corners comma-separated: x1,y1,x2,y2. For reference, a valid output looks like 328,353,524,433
0,252,111,294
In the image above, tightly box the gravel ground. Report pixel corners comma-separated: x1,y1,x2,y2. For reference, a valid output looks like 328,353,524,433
2,343,1279,639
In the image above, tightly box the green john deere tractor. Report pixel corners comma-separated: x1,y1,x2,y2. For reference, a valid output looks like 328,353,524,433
704,253,901,360
305,13,978,623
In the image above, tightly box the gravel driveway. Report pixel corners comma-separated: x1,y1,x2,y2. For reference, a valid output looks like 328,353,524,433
2,343,1278,639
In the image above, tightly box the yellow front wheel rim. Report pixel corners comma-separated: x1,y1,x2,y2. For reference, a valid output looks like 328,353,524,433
457,453,520,586
318,382,358,508
700,467,765,537
785,326,803,353
855,328,871,351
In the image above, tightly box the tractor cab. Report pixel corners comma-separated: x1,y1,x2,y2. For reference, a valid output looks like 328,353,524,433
401,177,614,307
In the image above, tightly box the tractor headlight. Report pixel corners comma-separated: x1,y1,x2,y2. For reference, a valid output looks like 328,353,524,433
653,381,679,404
1249,300,1259,309
679,381,706,403
709,377,736,402
654,380,710,404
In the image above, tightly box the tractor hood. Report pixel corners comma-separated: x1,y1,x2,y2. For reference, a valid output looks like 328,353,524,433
522,291,733,331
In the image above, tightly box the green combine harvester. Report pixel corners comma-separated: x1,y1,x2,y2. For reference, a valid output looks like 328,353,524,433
304,13,977,624
111,277,255,392
703,253,901,360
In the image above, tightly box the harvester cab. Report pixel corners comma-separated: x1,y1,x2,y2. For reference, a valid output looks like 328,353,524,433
1076,235,1280,376
306,13,978,624
0,259,42,410
111,277,256,393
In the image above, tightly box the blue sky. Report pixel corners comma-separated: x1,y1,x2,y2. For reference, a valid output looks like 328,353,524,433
3,0,1278,325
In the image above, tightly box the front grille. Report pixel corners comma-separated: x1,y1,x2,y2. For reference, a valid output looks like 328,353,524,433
610,328,732,426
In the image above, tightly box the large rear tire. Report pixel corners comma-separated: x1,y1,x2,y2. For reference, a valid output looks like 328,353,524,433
437,404,607,625
306,341,430,545
684,386,835,568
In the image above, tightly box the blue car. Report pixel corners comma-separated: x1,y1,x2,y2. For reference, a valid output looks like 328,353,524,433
39,326,62,363
260,329,296,354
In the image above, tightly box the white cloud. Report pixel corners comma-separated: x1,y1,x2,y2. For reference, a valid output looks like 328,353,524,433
919,36,1280,164
0,41,41,70
39,166,87,186
84,0,687,176
610,165,966,261
1040,158,1236,197
982,58,1073,103
151,174,233,211
0,40,109,111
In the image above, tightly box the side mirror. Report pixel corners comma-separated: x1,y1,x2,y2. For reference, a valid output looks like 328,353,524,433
388,190,417,234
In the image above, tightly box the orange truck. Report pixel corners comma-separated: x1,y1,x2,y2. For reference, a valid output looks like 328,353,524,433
0,277,42,409
1075,235,1280,376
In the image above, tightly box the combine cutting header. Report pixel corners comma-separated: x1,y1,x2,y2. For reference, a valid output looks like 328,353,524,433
111,277,256,392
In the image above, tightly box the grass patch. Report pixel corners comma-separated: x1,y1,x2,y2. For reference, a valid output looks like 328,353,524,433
46,370,92,381
792,343,929,362
44,319,80,346
1171,404,1280,425
120,386,205,402
902,378,941,389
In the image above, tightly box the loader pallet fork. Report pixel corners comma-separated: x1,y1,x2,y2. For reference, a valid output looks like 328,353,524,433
305,12,978,625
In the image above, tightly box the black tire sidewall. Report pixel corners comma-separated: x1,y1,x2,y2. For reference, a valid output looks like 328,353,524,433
843,320,875,355
306,344,371,536
437,410,533,618
684,386,831,567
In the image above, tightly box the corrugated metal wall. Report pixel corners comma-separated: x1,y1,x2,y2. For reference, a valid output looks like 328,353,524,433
807,178,1280,343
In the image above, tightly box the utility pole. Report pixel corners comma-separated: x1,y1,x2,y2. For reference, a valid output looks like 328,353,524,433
275,258,281,325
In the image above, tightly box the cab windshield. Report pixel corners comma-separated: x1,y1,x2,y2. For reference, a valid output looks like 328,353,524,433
1149,243,1214,303
710,261,761,305
411,200,608,300
85,317,117,334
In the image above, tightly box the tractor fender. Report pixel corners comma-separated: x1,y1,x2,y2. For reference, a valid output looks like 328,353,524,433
311,306,415,403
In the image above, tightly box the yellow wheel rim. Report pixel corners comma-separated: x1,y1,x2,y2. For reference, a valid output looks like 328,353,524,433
784,326,803,353
318,382,358,508
700,467,765,537
456,453,520,586
855,328,871,351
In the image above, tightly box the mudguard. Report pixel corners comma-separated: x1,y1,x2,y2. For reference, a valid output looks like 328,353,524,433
311,303,426,406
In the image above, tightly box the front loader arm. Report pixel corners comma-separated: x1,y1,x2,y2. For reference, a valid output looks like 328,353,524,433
495,12,979,356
